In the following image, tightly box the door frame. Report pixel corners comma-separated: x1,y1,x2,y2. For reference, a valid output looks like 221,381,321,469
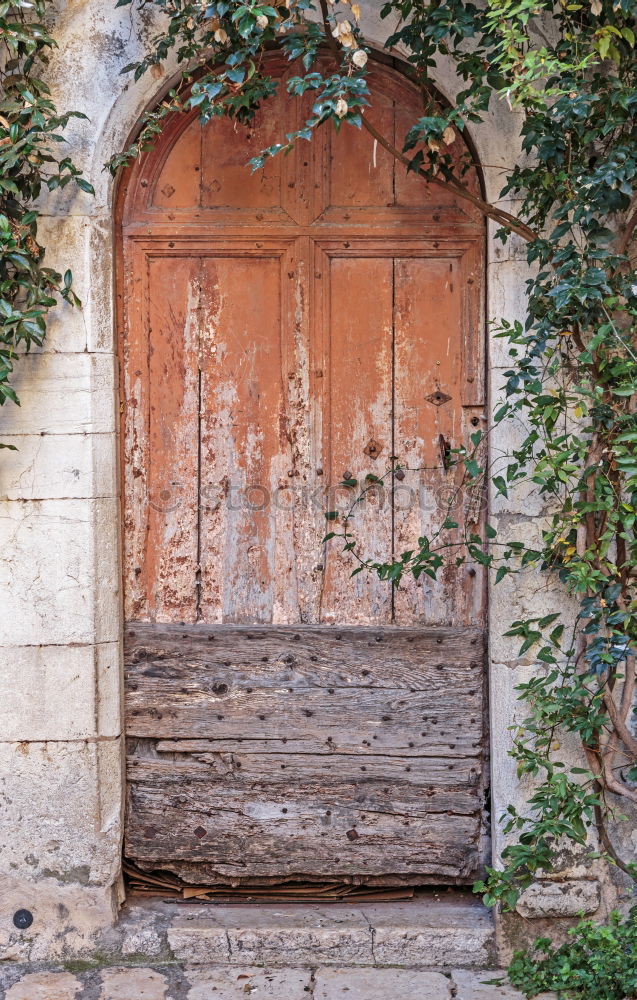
113,46,491,889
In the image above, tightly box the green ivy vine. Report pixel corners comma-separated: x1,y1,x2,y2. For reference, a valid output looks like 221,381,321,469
3,0,637,931
0,0,92,446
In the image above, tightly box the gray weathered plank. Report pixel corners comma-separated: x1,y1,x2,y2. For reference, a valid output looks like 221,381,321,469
124,623,485,883
125,623,484,689
125,624,485,754
125,757,481,879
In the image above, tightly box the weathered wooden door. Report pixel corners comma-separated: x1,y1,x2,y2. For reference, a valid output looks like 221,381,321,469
118,57,487,888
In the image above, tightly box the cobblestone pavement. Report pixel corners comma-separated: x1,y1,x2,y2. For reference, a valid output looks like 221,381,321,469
0,965,555,999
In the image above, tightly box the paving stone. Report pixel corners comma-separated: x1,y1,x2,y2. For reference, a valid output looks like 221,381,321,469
98,967,169,999
451,969,526,998
5,971,83,1000
314,967,451,999
451,970,558,999
185,966,312,998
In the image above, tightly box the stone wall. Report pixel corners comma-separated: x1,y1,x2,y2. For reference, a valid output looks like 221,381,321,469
0,0,623,963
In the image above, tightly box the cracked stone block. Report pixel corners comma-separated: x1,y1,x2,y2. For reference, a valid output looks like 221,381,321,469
5,971,82,999
0,353,116,437
0,873,116,963
98,967,169,999
0,433,117,502
487,259,533,365
33,216,108,355
516,880,601,918
186,967,313,998
314,967,451,999
168,905,372,966
121,924,164,957
0,740,122,887
0,643,120,741
370,899,495,968
0,497,119,646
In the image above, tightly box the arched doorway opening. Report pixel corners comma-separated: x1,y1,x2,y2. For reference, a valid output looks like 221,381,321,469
116,53,488,892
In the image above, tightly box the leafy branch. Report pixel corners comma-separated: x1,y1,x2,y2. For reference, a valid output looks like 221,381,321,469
0,0,92,443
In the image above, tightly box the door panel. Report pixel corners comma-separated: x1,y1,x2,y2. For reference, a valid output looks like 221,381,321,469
320,253,394,624
198,252,288,624
123,251,201,623
393,254,473,626
118,55,487,886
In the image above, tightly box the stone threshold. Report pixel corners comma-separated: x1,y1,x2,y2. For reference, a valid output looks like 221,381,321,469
109,890,496,970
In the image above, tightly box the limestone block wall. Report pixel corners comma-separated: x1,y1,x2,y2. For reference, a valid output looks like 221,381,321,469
0,0,623,962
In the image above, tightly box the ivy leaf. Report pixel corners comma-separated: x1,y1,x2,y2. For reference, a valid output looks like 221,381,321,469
518,632,542,655
75,177,95,195
493,476,508,497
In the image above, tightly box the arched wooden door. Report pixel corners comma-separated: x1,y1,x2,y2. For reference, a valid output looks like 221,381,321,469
118,56,487,888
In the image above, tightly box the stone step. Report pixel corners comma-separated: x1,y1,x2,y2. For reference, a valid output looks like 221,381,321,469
165,895,496,969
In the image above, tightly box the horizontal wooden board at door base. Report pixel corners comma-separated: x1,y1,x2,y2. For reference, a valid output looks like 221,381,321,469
124,624,486,883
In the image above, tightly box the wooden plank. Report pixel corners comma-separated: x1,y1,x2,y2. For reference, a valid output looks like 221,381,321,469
125,624,484,752
120,240,148,622
125,744,482,880
128,749,482,796
127,691,482,753
326,66,396,210
152,115,202,209
198,252,290,623
393,108,483,220
123,253,201,622
318,253,394,623
393,253,471,626
125,622,484,688
200,76,294,214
